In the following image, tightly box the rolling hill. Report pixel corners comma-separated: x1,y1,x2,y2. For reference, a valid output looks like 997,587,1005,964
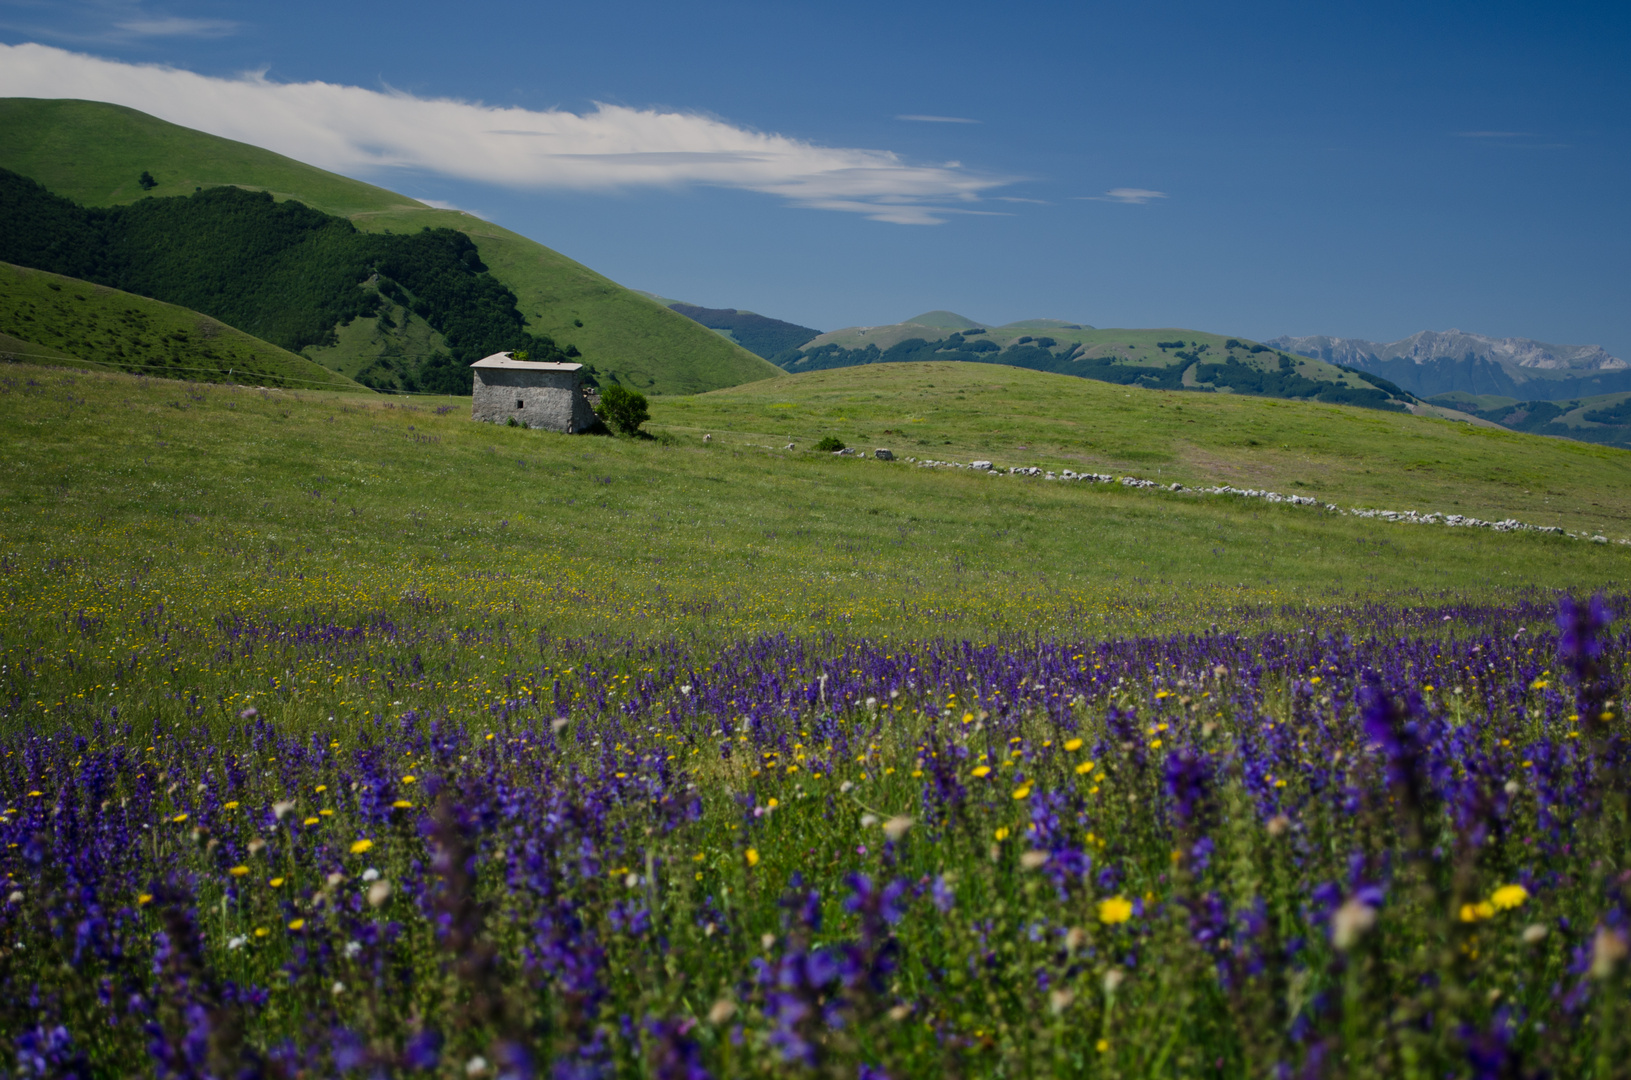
1427,390,1631,449
0,168,577,393
1271,329,1631,401
656,360,1631,540
665,302,821,359
0,260,363,391
774,313,1423,412
0,97,781,395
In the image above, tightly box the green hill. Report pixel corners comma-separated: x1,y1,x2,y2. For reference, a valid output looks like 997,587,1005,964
1427,390,1631,449
780,321,1418,412
0,261,364,391
659,360,1631,538
0,98,781,395
666,302,821,359
1,359,1626,648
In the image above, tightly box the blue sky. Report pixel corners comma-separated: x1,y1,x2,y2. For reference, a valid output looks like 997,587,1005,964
2,0,1627,355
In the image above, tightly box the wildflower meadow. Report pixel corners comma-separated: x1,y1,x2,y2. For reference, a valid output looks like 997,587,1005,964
4,579,1630,1077
4,366,1631,1078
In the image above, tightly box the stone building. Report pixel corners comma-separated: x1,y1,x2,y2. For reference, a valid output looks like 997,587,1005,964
470,352,597,433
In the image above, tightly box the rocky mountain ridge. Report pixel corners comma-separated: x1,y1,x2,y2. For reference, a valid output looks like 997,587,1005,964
1268,330,1629,401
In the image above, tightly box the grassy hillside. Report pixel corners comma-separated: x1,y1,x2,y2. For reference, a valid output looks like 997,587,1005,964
656,360,1631,540
784,321,1416,411
0,261,364,390
1428,389,1631,449
353,208,783,394
0,98,780,395
3,360,1623,646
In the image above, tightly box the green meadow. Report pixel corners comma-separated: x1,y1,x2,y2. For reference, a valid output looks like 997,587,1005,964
2,358,1625,662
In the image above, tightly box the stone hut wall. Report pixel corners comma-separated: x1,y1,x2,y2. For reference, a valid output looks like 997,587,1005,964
471,369,595,433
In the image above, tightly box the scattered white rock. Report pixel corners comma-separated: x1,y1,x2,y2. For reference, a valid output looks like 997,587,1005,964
874,448,894,460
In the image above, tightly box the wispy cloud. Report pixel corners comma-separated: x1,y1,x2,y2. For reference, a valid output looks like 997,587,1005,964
0,2,239,44
0,43,1013,224
114,16,238,38
1455,130,1536,138
896,114,980,124
1075,188,1167,205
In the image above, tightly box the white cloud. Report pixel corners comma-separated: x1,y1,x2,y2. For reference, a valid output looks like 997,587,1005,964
114,16,238,38
0,3,239,44
1075,188,1167,205
896,114,980,124
0,43,1013,224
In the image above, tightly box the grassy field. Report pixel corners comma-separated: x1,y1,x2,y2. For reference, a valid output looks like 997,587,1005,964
0,261,365,391
0,98,781,395
659,361,1631,540
4,361,1631,1076
1,360,1625,653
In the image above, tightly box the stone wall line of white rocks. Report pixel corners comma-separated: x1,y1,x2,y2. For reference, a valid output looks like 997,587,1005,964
882,452,1627,546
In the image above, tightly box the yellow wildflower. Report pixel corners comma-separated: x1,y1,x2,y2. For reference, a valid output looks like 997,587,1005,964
1064,738,1083,752
745,848,760,868
1076,761,1095,775
1491,884,1529,910
970,766,991,778
349,839,374,855
228,866,249,877
1012,785,1032,801
1097,896,1134,924
288,919,305,931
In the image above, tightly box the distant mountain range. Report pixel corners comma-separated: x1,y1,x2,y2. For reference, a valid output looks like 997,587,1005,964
1268,330,1631,401
763,310,1423,413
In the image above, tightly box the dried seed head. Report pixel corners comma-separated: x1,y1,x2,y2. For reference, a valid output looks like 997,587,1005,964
1591,928,1628,979
1020,850,1050,870
1102,967,1125,995
1522,923,1549,946
1048,988,1075,1015
1065,927,1085,952
882,816,914,842
366,880,392,908
1267,814,1291,838
707,999,737,1025
1331,898,1377,951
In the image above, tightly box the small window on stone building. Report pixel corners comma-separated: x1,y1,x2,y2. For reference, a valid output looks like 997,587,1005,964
517,399,525,409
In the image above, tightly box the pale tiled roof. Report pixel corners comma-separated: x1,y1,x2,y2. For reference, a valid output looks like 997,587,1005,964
471,352,583,371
